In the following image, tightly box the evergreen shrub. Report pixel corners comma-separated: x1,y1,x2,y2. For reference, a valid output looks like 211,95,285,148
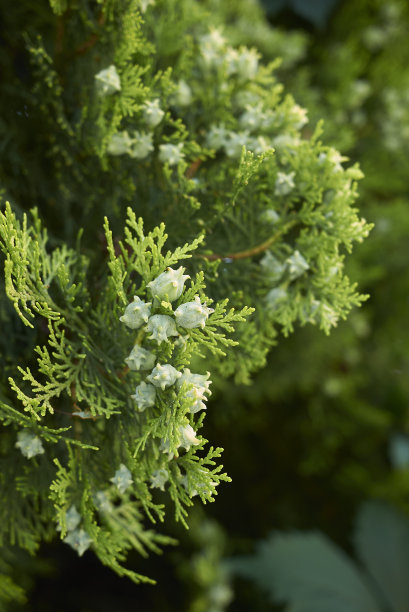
0,0,371,605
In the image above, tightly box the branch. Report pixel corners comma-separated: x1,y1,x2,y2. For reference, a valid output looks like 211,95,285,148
198,220,297,261
185,159,202,179
72,13,105,57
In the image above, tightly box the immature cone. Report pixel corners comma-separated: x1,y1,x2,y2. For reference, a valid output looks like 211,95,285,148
179,424,200,450
274,171,295,196
184,386,207,413
177,368,212,413
94,65,121,96
131,381,156,411
174,296,214,329
147,363,181,390
129,131,154,159
158,143,185,166
286,250,309,280
147,267,190,302
177,368,212,395
110,464,133,494
265,287,287,310
107,131,133,156
15,430,44,459
259,251,286,283
63,529,92,557
125,345,156,371
143,99,164,127
120,296,152,329
150,468,169,491
64,506,81,532
146,314,178,344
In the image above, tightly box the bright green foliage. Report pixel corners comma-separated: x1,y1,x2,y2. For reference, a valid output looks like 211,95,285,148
0,0,370,603
0,204,251,584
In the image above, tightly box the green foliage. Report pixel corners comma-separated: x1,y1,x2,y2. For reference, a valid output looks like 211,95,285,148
225,0,409,509
0,561,26,610
0,0,370,382
0,0,372,606
0,203,252,587
199,1,409,609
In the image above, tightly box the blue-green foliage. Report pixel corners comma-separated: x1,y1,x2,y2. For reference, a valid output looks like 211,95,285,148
261,0,340,27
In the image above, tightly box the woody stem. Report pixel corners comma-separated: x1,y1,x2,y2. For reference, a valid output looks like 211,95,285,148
198,220,297,261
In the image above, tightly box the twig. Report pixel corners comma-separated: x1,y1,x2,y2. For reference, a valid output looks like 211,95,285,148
198,220,297,261
73,13,105,56
186,158,202,179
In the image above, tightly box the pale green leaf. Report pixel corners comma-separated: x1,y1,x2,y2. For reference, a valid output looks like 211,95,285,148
231,532,381,611
355,501,409,612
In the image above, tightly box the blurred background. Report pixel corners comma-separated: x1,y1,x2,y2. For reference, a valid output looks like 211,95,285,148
6,0,409,609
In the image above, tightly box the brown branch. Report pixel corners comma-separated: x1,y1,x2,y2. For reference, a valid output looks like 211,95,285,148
70,381,83,438
73,13,106,57
118,366,130,379
55,16,65,55
70,381,100,425
70,381,80,412
198,220,297,262
186,158,202,179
